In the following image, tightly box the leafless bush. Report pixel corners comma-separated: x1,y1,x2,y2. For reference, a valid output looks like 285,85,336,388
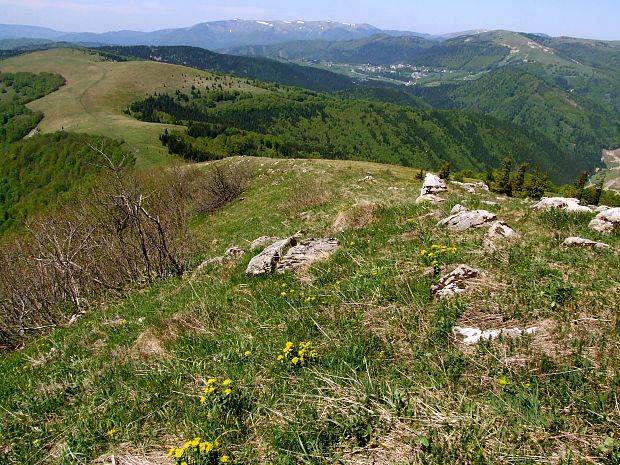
192,163,248,213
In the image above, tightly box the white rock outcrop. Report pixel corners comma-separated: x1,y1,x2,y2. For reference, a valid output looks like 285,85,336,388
246,237,297,276
453,326,538,345
532,197,592,213
438,210,497,232
431,264,484,298
487,221,520,240
277,238,340,273
421,173,448,195
588,207,620,234
450,181,490,194
415,193,446,204
563,237,610,249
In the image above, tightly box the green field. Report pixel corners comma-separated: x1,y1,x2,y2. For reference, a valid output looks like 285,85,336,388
0,48,261,167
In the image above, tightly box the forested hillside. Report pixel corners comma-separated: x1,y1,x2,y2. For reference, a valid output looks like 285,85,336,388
0,71,129,234
409,65,620,172
96,45,357,92
129,87,585,183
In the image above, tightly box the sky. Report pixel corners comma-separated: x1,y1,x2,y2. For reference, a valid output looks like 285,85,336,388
1,0,620,40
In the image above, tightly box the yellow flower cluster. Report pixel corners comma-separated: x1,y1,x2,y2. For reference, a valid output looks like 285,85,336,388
420,244,457,267
106,428,117,438
167,437,228,464
277,341,316,366
304,296,317,303
200,378,234,404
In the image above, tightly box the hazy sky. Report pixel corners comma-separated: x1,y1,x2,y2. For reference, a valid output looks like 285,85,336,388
1,0,619,39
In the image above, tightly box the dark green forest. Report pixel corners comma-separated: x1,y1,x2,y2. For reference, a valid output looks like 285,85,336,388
0,71,129,235
95,45,357,92
129,87,585,183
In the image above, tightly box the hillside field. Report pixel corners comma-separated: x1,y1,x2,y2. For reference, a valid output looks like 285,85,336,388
0,49,261,167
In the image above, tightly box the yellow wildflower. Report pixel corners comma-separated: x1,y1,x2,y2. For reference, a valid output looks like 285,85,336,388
174,448,185,459
224,388,232,395
349,241,355,246
420,249,427,256
181,462,188,465
221,455,230,463
291,357,300,365
207,378,216,386
280,291,287,297
200,396,207,405
244,350,251,357
498,377,509,386
281,283,287,288
222,379,232,386
283,341,294,354
106,428,117,438
167,448,175,457
277,354,285,361
190,438,200,447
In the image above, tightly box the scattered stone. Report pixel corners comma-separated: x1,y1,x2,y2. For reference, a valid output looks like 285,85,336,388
438,210,497,232
421,173,448,195
358,175,377,183
487,221,520,240
451,204,468,214
415,193,446,204
431,264,484,298
251,236,280,249
481,200,499,207
277,238,340,273
246,237,297,276
532,197,592,213
388,186,403,191
588,207,620,234
563,237,610,249
450,181,490,193
453,325,538,345
595,205,611,213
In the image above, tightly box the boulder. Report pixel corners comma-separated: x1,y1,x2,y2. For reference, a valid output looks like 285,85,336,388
532,197,592,213
450,181,490,194
438,210,497,232
487,221,520,240
251,236,280,249
421,173,448,195
588,207,620,234
563,237,610,249
450,204,468,214
415,193,446,204
277,238,340,273
431,264,484,298
246,237,297,276
453,326,538,345
595,205,611,213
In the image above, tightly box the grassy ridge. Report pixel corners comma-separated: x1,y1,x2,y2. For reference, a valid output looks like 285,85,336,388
0,48,262,167
1,157,619,463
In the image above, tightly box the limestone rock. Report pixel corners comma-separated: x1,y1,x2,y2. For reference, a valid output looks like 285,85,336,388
421,173,448,195
415,193,446,204
450,181,490,194
277,238,340,273
358,175,377,183
563,237,610,249
450,204,468,214
453,326,538,345
438,210,497,232
251,236,280,249
487,221,520,240
532,197,592,213
588,207,620,234
246,237,296,276
431,264,484,298
595,205,611,213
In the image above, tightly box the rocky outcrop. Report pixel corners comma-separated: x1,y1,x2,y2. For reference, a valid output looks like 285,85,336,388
563,237,610,249
431,265,484,298
246,237,297,276
251,236,280,249
532,197,592,213
415,193,445,204
438,210,497,232
487,221,520,240
450,181,490,194
453,325,538,345
588,207,620,234
277,238,340,273
421,173,448,195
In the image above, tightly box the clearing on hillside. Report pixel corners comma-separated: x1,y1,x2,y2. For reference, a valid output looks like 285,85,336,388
0,48,262,167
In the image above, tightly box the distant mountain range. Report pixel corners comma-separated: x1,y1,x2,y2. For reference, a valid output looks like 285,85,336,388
0,20,484,50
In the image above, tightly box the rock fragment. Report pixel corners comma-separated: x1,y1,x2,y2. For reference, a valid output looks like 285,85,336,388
532,197,592,213
487,221,520,240
438,210,497,232
277,238,340,273
563,237,610,249
421,173,448,195
453,326,538,345
588,207,620,234
415,193,446,204
431,264,484,298
246,237,297,276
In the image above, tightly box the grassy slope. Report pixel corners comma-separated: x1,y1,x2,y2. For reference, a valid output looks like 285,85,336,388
0,49,262,167
1,156,619,464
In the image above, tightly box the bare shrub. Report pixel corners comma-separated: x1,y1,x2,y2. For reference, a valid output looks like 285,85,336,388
193,163,248,213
